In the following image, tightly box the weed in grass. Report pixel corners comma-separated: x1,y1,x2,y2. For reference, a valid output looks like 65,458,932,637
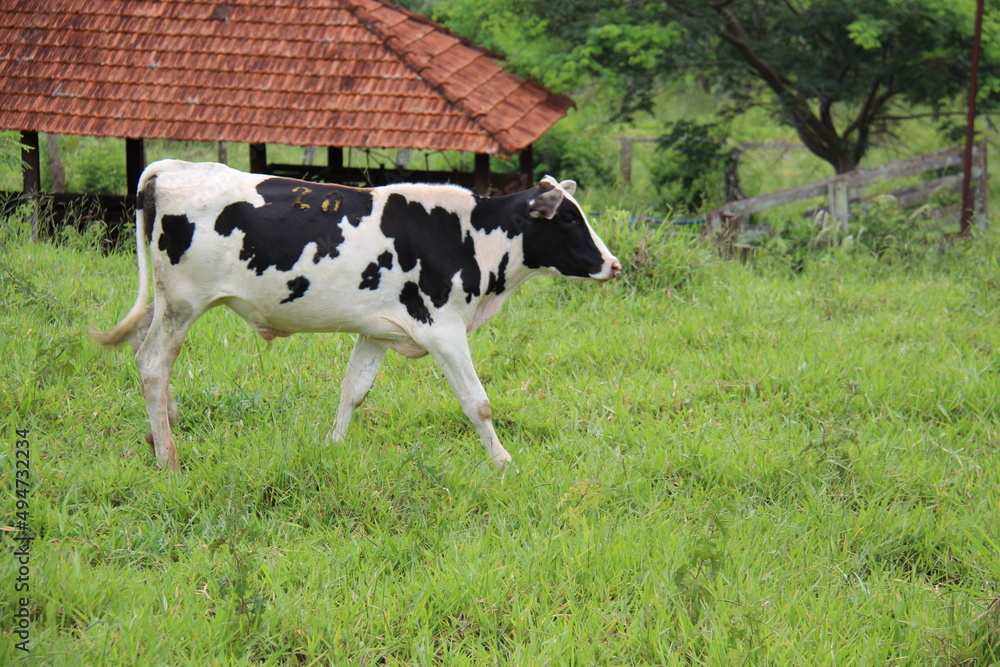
206,508,269,634
672,503,729,625
557,478,605,530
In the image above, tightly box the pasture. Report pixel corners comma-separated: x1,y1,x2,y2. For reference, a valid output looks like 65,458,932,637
2,211,1000,665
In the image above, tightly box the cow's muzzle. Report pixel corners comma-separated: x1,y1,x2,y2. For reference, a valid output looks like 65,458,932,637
592,258,622,283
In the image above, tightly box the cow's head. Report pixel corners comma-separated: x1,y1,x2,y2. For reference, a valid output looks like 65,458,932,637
522,176,621,282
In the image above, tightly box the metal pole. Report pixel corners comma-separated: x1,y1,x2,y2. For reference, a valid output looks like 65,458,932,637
960,0,985,236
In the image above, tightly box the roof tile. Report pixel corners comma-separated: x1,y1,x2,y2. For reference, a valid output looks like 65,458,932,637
0,0,572,156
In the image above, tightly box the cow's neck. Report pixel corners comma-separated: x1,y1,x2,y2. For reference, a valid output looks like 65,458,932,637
464,191,540,333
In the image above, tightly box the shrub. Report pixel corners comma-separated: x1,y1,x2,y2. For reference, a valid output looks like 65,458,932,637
533,110,617,190
752,196,951,270
648,119,735,215
69,137,127,195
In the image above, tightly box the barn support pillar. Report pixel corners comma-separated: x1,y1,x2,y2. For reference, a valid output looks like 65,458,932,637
328,146,343,168
473,152,490,194
21,130,40,240
519,144,534,189
125,137,146,197
249,143,268,173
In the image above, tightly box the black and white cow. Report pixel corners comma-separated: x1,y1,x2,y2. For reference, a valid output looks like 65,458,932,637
92,160,620,471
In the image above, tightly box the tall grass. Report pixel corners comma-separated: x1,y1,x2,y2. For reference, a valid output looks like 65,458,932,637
1,207,999,664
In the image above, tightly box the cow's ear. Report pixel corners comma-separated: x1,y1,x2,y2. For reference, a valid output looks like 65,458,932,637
559,180,577,196
528,177,564,219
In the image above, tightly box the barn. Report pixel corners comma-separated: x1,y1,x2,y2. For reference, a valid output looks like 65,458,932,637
0,0,574,237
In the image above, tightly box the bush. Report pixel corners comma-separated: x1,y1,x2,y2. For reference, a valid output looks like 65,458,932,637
648,119,735,215
533,109,617,189
752,196,951,270
68,137,127,195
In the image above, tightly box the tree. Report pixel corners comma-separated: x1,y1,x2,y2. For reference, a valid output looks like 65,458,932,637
517,0,999,174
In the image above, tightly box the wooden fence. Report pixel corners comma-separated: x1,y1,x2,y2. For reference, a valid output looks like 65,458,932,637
704,142,989,235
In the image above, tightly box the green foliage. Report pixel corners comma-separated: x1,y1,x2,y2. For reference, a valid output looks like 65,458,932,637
533,105,617,188
433,0,681,104
0,131,28,173
754,196,960,271
70,137,127,195
649,119,735,213
515,0,999,172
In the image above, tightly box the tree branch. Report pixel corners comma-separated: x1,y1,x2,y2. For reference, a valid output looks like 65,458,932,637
664,0,710,19
872,111,968,121
781,0,803,15
843,78,884,141
709,5,844,166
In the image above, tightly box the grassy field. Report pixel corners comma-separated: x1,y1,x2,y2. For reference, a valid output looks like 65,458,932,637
2,207,1000,665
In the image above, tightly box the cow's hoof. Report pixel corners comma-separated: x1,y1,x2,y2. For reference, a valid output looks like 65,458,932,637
492,453,514,473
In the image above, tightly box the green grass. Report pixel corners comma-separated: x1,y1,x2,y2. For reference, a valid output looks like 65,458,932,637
2,209,1000,665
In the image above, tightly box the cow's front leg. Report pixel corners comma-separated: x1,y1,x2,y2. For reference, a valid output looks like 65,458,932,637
331,335,387,441
421,330,512,470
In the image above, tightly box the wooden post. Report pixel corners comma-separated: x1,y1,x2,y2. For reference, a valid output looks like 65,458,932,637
395,148,412,169
21,130,40,241
47,134,65,193
828,180,850,229
620,137,633,186
519,145,534,189
218,141,228,165
125,138,146,197
328,146,343,168
473,152,490,194
960,0,985,235
326,147,343,181
249,143,267,173
723,149,743,202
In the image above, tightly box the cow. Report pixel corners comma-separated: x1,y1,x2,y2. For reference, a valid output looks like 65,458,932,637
92,160,621,471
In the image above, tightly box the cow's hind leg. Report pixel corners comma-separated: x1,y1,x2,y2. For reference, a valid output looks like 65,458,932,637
420,331,512,470
135,300,197,470
331,335,387,441
129,304,178,452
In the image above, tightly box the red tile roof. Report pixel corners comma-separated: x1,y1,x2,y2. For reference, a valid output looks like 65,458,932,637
0,0,573,157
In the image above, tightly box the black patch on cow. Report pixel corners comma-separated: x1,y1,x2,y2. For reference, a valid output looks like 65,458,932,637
471,193,524,238
359,251,394,290
158,214,195,265
400,281,432,324
522,199,604,278
380,193,481,310
486,252,509,295
359,263,380,290
142,178,157,244
214,178,373,276
280,275,310,304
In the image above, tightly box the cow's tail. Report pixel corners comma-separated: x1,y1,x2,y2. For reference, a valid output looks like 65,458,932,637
90,166,159,348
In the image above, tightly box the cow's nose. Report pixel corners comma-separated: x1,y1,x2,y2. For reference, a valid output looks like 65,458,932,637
611,259,622,277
